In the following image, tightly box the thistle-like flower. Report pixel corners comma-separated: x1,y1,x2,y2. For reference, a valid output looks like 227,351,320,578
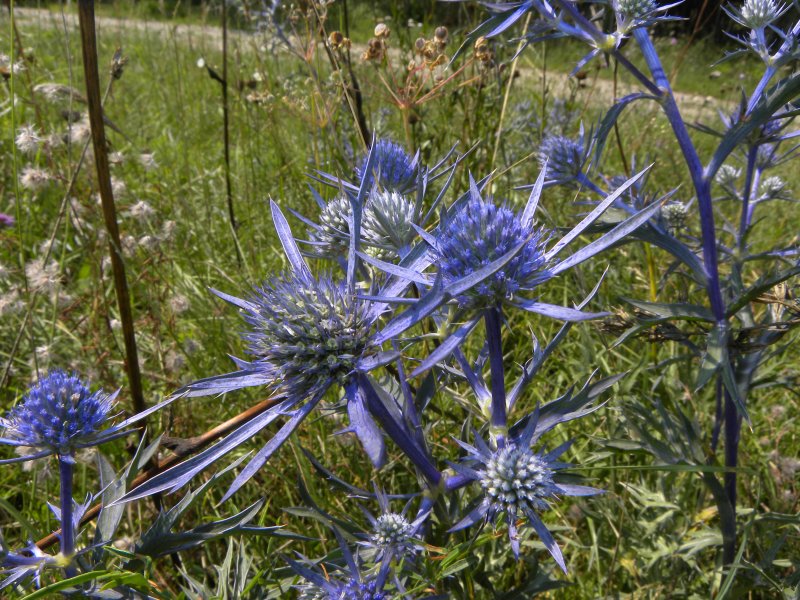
660,201,689,232
715,164,742,190
242,272,374,399
613,0,678,33
729,0,788,30
358,485,427,563
308,194,354,258
759,175,788,199
355,139,418,192
436,194,551,309
362,190,418,259
19,167,51,192
287,528,392,600
449,411,602,571
0,371,123,461
308,190,419,261
538,133,589,184
0,213,14,229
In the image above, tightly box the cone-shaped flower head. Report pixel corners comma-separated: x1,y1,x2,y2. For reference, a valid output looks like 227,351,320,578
481,445,559,515
615,0,659,20
298,579,387,600
362,190,418,259
243,272,373,401
310,194,354,257
737,0,787,29
371,513,413,551
310,190,418,261
538,134,588,183
437,191,551,309
355,139,417,192
0,371,115,457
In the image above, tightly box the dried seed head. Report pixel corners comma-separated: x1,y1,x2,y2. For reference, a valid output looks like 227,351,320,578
19,167,52,192
374,23,390,39
435,26,448,42
15,125,41,155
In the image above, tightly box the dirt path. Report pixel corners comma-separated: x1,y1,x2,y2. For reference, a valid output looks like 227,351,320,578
10,6,726,123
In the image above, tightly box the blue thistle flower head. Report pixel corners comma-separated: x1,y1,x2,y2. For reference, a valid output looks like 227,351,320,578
450,410,603,572
0,371,116,457
288,527,391,600
243,272,374,401
436,189,551,309
355,139,417,192
538,134,588,183
726,0,789,30
0,213,14,229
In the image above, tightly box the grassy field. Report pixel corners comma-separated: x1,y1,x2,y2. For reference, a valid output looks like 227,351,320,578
1,1,799,598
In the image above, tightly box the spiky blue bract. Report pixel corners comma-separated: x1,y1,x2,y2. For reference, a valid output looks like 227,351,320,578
0,371,115,456
355,139,417,192
241,272,374,402
436,191,551,309
450,410,603,572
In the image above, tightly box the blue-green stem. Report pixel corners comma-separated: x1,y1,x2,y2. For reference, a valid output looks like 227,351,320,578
58,455,77,576
484,306,507,447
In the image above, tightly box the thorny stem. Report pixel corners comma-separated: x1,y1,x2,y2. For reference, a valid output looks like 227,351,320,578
77,0,147,419
484,306,507,447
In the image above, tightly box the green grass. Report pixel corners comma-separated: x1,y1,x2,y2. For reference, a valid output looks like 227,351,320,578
1,3,799,598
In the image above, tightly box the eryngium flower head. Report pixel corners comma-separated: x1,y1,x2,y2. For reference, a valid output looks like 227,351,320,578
309,191,418,260
298,579,387,600
715,164,741,189
759,175,788,199
288,528,391,600
355,139,417,192
243,273,373,399
362,190,418,259
538,134,588,183
450,411,602,571
0,371,115,456
371,513,413,550
660,201,689,231
733,0,788,29
0,213,14,229
615,0,658,19
309,194,353,257
437,194,551,308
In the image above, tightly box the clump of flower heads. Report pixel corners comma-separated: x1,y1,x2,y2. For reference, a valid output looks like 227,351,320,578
355,139,417,192
0,370,116,457
436,192,551,309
